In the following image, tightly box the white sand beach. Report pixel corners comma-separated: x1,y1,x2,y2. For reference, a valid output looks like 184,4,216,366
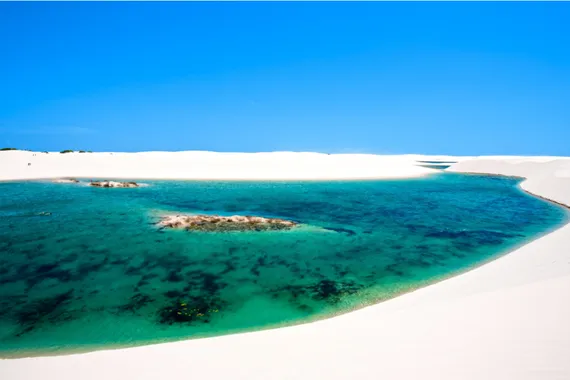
0,151,448,181
1,152,569,380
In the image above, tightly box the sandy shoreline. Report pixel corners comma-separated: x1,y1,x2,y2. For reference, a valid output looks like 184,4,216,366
1,153,569,379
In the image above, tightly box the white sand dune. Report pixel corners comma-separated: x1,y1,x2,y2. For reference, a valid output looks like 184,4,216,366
0,151,443,181
1,153,569,380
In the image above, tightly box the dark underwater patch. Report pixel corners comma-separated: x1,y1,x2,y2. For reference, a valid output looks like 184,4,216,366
118,293,153,314
164,290,184,299
165,270,184,283
426,229,522,246
25,264,73,289
75,257,109,278
13,290,75,336
310,280,362,303
158,296,226,325
268,279,363,306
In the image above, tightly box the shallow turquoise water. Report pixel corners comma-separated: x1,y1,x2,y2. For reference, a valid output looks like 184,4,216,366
0,174,566,356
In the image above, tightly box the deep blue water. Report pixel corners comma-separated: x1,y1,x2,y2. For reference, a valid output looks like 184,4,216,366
0,173,566,356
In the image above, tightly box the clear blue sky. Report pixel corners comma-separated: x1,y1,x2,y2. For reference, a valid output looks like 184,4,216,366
1,2,569,155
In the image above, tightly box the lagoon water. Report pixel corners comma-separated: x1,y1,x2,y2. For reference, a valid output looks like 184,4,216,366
0,174,566,356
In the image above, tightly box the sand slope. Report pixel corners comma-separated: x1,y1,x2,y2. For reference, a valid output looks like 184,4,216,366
1,154,569,380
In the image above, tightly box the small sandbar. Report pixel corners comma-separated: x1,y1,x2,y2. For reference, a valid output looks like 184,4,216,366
89,181,141,188
52,178,80,184
157,214,298,232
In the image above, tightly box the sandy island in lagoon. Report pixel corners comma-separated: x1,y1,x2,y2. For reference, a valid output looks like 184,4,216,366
0,151,569,380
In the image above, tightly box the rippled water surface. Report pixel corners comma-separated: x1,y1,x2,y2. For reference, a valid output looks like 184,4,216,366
0,174,566,356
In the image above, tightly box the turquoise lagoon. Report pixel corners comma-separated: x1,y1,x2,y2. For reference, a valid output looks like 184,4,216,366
0,174,567,356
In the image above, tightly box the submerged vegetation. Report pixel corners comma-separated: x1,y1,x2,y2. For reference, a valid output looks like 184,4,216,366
159,298,223,325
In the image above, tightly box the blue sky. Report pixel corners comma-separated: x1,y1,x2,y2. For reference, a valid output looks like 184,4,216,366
1,2,569,155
